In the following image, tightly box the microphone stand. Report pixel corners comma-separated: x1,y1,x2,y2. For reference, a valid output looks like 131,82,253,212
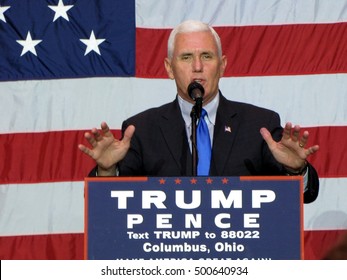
190,106,198,176
190,99,202,176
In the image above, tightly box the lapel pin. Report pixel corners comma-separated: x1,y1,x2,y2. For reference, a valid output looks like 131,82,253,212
224,126,232,133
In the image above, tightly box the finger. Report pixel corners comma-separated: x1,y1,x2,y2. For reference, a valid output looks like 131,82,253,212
260,127,276,149
299,131,309,148
78,144,93,157
122,125,135,145
101,121,111,135
78,144,87,153
84,132,98,147
291,125,300,142
91,128,103,141
282,122,292,140
306,145,320,155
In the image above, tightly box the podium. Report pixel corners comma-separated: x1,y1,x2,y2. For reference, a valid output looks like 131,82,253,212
84,176,303,260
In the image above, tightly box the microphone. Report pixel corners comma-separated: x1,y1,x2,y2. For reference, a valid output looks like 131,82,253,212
188,81,205,100
188,82,204,118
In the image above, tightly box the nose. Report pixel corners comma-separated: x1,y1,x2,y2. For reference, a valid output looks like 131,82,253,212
192,56,203,72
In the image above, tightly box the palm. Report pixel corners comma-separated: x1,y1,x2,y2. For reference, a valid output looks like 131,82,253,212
270,137,308,169
260,123,319,170
79,122,135,170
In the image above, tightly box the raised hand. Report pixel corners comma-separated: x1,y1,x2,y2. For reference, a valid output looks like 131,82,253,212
260,122,319,172
78,122,135,176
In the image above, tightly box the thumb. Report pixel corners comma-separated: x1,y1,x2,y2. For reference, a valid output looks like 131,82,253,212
260,127,276,149
122,125,135,144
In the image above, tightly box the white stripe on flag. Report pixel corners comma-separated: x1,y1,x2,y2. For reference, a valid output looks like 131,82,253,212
304,178,347,230
1,74,347,133
0,182,84,236
136,0,347,27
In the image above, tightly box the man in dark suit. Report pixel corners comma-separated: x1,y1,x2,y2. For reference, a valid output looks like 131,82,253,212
79,20,319,203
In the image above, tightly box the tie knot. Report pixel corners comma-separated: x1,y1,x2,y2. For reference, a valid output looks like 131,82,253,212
201,108,207,118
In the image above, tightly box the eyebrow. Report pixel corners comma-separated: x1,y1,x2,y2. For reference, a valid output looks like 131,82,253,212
178,50,215,57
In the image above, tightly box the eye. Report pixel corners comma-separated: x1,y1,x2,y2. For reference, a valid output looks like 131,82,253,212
179,54,193,61
202,53,213,60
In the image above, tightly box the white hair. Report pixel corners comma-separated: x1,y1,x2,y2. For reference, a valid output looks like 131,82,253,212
167,20,223,59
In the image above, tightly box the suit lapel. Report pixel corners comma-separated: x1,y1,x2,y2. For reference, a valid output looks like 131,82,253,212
158,99,192,175
211,94,239,175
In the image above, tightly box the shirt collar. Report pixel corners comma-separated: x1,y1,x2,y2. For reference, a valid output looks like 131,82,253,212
178,92,219,126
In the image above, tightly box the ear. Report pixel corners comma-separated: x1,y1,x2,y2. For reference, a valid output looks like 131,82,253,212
164,58,175,79
219,55,227,77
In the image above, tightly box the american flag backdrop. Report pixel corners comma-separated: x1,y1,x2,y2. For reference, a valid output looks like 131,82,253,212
0,0,347,260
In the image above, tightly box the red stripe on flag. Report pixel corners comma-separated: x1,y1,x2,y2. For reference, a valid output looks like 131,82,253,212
0,130,121,184
136,28,171,78
0,233,84,260
136,23,347,78
304,229,347,260
0,126,346,184
307,126,347,178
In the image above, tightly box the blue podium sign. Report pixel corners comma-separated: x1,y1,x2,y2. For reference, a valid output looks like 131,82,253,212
85,176,303,260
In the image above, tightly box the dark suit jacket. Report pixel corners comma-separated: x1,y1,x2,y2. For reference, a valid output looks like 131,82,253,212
91,94,319,203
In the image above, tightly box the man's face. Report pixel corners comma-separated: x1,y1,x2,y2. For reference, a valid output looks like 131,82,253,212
164,31,227,105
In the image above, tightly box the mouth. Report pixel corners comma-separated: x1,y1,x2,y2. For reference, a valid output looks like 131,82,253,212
191,79,204,85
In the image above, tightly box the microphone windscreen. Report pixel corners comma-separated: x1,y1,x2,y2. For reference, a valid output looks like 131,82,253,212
188,82,205,101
